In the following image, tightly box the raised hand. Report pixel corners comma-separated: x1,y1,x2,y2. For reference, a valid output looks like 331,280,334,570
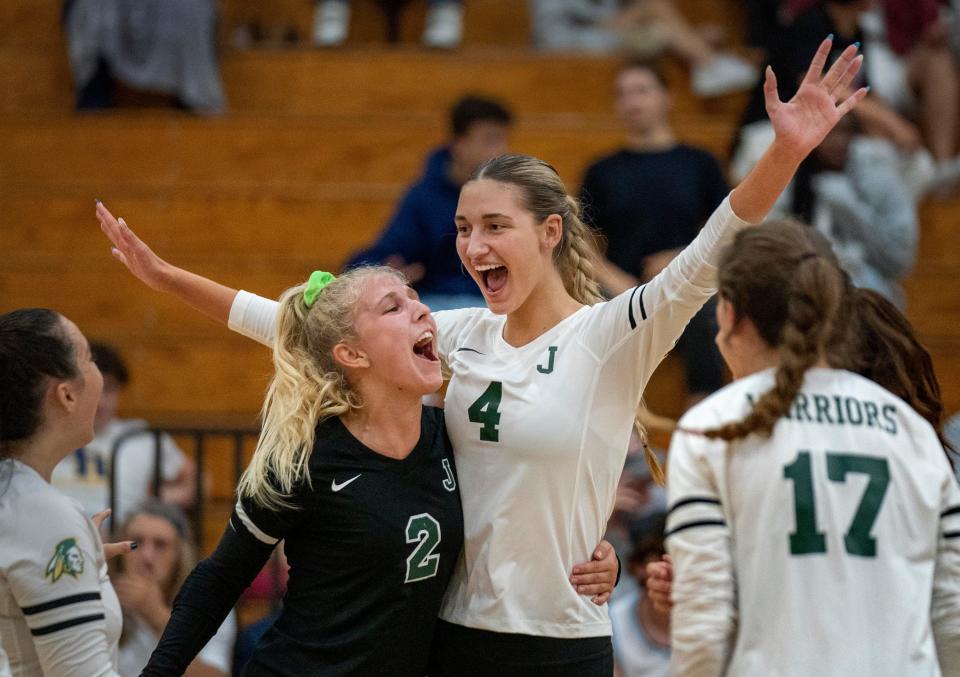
765,38,868,158
96,201,173,292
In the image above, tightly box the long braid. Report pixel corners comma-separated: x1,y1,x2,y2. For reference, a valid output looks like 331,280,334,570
560,196,604,306
702,226,845,442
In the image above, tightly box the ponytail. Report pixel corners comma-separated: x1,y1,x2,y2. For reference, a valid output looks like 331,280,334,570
238,267,402,510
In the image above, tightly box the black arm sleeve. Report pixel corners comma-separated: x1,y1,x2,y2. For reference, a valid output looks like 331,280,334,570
141,513,274,676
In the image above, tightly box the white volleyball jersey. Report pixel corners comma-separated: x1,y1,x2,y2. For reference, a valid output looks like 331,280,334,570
666,368,960,677
0,460,122,677
228,196,750,638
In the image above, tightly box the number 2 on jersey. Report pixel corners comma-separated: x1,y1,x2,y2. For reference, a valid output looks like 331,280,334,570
405,513,442,583
468,381,502,442
784,451,890,557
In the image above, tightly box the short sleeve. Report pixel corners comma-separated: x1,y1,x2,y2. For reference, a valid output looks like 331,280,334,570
6,497,119,676
433,307,485,366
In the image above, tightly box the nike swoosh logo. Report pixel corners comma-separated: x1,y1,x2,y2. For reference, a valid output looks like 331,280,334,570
455,347,485,355
331,474,362,492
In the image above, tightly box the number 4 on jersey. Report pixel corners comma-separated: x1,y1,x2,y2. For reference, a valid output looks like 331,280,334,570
468,381,502,442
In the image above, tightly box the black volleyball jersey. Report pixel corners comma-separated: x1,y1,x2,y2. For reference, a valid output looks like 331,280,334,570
143,406,463,677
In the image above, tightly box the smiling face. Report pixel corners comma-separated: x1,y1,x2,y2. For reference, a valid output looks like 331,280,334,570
455,179,560,315
341,274,443,395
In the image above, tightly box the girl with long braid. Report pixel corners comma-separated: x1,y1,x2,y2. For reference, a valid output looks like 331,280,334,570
665,222,960,675
98,39,865,675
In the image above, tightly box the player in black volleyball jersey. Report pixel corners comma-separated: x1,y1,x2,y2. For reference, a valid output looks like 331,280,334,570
142,267,465,676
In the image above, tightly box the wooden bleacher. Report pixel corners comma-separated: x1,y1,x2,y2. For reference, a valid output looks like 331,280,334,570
2,1,959,547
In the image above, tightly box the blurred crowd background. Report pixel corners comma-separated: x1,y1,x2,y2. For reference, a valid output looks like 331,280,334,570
3,1,960,674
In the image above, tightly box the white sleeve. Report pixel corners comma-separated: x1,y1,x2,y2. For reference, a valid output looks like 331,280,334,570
195,610,237,674
666,428,736,677
228,290,280,347
9,499,120,676
579,195,752,393
933,466,960,675
159,434,186,482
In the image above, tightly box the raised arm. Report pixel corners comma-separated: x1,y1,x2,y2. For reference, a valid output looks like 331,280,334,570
96,201,237,325
730,38,867,223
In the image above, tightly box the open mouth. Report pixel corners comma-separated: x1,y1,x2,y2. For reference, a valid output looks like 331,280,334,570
476,264,508,295
413,330,439,362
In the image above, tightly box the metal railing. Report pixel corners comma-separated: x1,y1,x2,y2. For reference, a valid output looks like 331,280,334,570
108,424,260,546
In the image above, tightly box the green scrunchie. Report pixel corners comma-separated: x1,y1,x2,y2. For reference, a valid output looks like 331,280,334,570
303,270,336,308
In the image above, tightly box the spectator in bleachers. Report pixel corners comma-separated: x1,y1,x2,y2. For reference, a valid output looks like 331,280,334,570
792,114,918,307
345,95,512,311
859,0,960,192
529,0,758,97
52,341,197,525
313,0,464,48
609,512,670,677
63,0,225,113
734,0,960,199
580,60,729,405
114,501,236,677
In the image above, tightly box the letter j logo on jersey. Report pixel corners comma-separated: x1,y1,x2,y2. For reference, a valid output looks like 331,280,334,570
537,346,558,374
46,538,84,582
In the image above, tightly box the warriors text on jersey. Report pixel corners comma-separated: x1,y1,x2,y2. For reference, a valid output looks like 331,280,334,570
667,368,960,676
143,406,463,676
227,196,751,638
0,460,121,676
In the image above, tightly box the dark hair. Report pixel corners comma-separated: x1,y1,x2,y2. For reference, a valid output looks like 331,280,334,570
449,95,513,137
0,309,78,453
90,341,129,385
617,59,669,89
845,288,953,455
704,222,846,441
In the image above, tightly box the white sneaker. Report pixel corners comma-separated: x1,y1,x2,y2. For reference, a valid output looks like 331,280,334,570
423,2,463,49
692,53,758,98
313,0,350,47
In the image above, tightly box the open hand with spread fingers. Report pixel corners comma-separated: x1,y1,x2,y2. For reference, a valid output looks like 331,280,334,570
95,200,173,292
766,37,868,158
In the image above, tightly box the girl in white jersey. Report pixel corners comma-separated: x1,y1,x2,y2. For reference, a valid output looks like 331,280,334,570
665,222,960,676
96,39,866,675
0,309,127,676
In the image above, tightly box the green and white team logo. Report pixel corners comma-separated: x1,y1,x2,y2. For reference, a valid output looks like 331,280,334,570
45,538,84,582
